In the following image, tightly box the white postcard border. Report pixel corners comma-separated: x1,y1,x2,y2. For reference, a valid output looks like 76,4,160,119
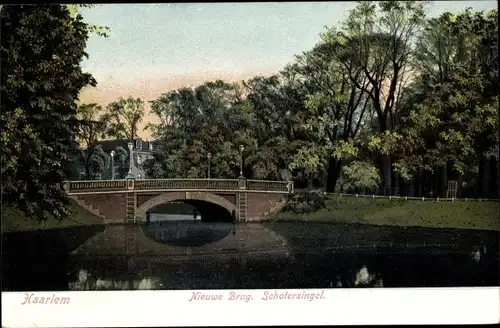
2,287,499,327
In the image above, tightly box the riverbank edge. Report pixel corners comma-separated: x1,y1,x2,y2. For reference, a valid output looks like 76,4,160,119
262,218,499,232
1,201,105,234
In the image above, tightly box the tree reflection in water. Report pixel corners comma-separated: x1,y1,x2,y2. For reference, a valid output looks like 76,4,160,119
67,255,389,291
70,269,164,290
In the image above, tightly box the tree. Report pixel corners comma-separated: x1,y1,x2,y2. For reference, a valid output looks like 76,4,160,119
1,5,97,220
102,96,145,140
337,160,381,194
287,30,372,192
397,9,499,198
243,73,308,181
76,103,108,179
66,4,110,38
148,80,252,179
339,1,427,194
289,146,328,189
111,146,130,179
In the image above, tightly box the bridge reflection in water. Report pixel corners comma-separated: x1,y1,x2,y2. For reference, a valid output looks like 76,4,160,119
71,222,289,256
68,221,294,290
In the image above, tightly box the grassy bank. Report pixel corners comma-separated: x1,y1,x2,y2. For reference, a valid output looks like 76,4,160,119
266,195,500,231
1,200,105,234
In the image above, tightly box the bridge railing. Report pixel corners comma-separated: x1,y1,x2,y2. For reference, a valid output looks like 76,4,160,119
246,180,291,193
134,179,240,190
66,180,127,191
64,178,293,193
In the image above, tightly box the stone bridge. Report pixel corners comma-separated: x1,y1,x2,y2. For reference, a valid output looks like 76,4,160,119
64,178,294,224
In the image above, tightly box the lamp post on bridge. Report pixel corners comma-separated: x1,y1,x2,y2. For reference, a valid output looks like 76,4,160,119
239,144,244,178
126,141,135,179
110,150,115,180
207,152,212,179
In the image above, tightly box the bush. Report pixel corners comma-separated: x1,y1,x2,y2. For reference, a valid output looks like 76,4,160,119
284,189,326,214
336,161,380,194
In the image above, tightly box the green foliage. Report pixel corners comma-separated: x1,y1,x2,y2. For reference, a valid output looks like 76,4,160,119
76,103,108,179
367,131,404,156
87,146,110,177
111,146,131,179
147,81,242,178
66,4,110,38
337,161,381,193
284,190,327,214
1,5,97,220
102,97,145,140
331,140,359,159
147,77,306,180
286,27,372,191
336,1,429,193
289,144,327,178
248,137,291,180
399,8,499,180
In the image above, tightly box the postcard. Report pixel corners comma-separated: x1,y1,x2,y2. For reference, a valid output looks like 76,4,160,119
1,2,499,327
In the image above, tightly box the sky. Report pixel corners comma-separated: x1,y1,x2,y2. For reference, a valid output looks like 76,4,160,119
79,1,498,139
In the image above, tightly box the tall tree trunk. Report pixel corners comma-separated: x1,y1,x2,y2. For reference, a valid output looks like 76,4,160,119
326,158,342,193
446,159,458,197
418,169,423,197
497,157,500,199
391,168,397,195
477,155,485,198
429,170,435,197
457,174,464,198
423,170,428,197
85,161,91,180
483,158,490,198
409,173,416,197
434,166,440,197
409,175,414,196
438,165,447,198
488,157,499,199
379,155,392,195
411,172,416,197
398,174,405,196
400,174,410,196
431,170,436,197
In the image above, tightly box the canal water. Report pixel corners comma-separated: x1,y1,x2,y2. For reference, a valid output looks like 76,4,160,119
2,221,498,291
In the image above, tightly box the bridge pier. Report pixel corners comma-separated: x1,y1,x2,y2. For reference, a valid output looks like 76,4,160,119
126,191,137,223
126,179,136,223
237,177,247,222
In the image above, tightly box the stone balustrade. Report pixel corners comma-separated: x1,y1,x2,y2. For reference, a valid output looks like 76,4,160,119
247,180,293,193
64,178,293,194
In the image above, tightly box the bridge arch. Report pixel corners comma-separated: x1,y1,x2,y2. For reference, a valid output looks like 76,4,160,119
135,191,237,222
